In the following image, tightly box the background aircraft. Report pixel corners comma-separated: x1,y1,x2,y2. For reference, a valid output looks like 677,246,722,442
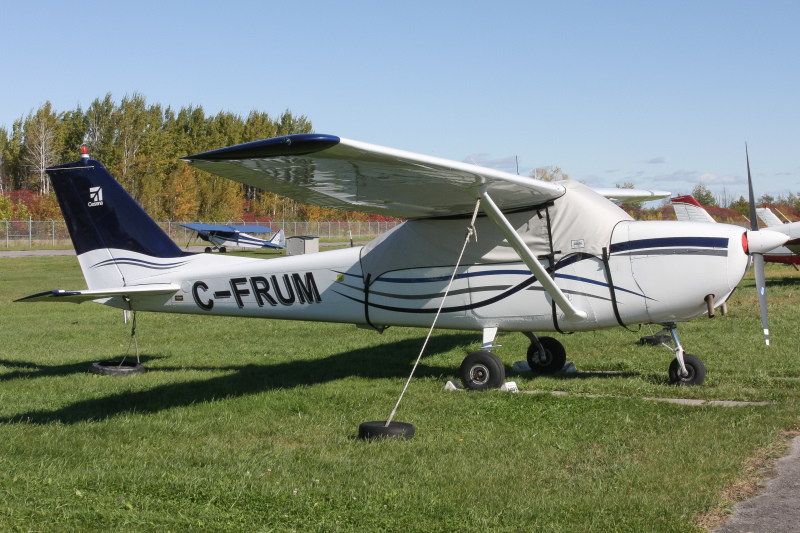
755,207,800,260
18,136,786,400
181,223,285,253
671,195,800,267
756,206,791,227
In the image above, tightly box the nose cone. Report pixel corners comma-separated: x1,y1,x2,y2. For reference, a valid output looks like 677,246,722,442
616,221,751,323
747,230,790,254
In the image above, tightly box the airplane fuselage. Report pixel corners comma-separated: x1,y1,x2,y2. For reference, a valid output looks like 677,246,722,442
199,231,271,250
89,219,749,333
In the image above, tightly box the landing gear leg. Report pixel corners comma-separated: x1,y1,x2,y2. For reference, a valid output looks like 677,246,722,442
658,323,706,386
523,332,566,373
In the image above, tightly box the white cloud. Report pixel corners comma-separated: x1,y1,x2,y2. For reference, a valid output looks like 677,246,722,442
577,174,607,187
646,157,666,164
695,172,740,184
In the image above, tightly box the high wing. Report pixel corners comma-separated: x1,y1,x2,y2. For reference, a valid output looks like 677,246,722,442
181,223,273,234
593,188,671,205
183,134,566,218
15,283,181,304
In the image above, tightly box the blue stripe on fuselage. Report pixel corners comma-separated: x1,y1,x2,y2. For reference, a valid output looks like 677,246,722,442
610,236,728,254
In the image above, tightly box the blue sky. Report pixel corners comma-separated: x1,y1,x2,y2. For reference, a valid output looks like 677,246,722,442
2,1,798,205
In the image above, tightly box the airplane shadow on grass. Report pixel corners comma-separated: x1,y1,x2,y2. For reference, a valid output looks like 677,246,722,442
1,333,645,426
1,333,463,425
770,275,800,287
0,354,167,382
741,274,800,288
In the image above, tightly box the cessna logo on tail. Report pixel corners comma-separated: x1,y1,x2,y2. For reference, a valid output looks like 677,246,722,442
88,187,103,207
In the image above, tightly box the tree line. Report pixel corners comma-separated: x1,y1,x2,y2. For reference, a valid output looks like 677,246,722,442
0,94,395,223
2,98,797,225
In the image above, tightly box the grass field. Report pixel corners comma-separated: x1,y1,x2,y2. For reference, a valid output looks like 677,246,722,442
1,255,799,532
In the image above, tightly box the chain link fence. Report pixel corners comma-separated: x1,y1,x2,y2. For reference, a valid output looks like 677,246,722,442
0,219,401,249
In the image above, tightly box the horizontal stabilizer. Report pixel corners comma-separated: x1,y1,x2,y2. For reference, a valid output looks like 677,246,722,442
16,283,181,303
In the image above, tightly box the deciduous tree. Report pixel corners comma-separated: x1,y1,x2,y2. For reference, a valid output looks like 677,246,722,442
691,182,717,206
530,165,569,182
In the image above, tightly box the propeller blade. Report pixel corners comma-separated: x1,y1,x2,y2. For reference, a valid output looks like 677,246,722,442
746,144,759,232
745,145,771,346
752,252,770,345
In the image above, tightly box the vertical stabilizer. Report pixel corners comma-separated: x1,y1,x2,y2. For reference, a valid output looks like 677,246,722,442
48,157,184,289
671,195,716,224
755,207,783,228
269,229,286,248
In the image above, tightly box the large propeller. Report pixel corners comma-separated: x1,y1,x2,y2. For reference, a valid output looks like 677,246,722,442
743,145,789,345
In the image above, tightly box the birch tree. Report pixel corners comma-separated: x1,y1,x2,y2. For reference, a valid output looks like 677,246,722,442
113,92,148,198
0,127,7,193
84,94,116,164
22,103,59,195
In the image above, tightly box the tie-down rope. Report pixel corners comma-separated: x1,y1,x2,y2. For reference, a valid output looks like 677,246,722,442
385,198,482,426
120,310,140,366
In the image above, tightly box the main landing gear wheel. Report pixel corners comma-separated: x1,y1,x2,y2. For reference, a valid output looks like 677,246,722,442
527,336,567,373
358,421,415,440
460,350,505,390
668,354,706,386
204,247,212,253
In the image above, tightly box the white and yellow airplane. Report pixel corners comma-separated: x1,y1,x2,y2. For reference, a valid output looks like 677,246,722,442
18,136,787,392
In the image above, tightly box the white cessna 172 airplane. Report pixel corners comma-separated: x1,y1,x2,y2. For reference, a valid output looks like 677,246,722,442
181,222,285,253
17,136,788,389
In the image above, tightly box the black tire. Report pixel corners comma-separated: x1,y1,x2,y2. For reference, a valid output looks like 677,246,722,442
220,246,227,253
89,360,147,376
526,336,567,373
460,350,505,390
204,247,212,253
668,353,706,386
358,421,415,440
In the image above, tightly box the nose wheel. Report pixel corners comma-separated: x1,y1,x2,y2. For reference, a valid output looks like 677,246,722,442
668,353,706,386
656,324,706,386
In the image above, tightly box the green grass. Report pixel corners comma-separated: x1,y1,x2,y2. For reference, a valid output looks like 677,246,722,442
1,257,799,532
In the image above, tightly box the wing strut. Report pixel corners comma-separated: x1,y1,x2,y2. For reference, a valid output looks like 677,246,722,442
480,192,587,322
